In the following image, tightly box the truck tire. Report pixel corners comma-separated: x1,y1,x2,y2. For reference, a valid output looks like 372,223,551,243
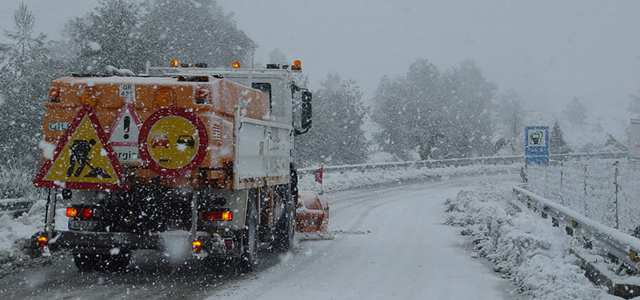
239,194,259,273
273,185,296,252
73,252,130,272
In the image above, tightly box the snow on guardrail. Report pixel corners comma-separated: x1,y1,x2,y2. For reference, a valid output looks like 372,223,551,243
513,186,640,274
298,152,627,175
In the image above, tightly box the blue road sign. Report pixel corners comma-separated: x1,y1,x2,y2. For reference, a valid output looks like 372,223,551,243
525,126,549,165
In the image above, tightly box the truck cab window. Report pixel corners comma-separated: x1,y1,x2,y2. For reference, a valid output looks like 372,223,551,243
252,82,272,111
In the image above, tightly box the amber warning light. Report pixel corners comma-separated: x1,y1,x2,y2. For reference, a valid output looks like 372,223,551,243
38,236,48,247
232,61,241,68
171,59,179,68
292,60,302,71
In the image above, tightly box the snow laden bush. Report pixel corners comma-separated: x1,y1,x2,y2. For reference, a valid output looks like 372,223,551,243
0,199,52,278
445,184,608,299
0,165,41,200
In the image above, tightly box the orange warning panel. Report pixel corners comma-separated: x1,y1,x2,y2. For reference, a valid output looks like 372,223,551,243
33,104,125,190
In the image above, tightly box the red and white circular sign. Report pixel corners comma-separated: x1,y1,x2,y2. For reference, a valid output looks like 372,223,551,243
138,107,208,177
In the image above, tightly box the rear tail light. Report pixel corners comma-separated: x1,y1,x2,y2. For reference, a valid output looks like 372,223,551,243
37,236,48,247
66,207,95,218
224,239,233,250
203,210,233,221
192,240,203,253
195,88,211,104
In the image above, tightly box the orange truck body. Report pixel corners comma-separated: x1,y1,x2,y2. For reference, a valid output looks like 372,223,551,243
32,62,312,272
43,75,271,187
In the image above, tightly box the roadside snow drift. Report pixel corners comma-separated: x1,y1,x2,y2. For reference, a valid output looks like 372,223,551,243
445,184,615,299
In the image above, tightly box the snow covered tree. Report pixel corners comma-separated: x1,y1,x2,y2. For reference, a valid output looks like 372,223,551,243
295,74,368,166
0,3,58,167
371,59,496,160
562,97,587,125
629,90,640,118
372,59,444,160
65,0,143,72
550,122,571,154
139,0,256,68
269,49,288,65
495,88,524,151
438,61,496,158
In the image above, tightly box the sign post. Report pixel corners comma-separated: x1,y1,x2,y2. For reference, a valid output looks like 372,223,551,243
525,126,549,166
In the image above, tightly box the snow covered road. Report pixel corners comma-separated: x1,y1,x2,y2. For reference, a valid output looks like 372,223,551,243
212,175,522,300
0,174,524,299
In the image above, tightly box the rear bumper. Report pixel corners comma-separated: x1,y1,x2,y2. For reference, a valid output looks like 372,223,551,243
30,230,163,252
30,229,242,256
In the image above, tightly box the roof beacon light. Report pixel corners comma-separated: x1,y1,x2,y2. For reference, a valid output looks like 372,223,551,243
292,60,302,71
232,61,241,68
171,59,179,68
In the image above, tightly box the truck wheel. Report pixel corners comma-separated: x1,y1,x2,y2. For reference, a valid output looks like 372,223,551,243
73,252,130,272
239,196,259,273
273,199,296,252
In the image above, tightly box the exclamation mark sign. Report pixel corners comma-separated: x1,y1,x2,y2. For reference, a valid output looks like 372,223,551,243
123,116,130,140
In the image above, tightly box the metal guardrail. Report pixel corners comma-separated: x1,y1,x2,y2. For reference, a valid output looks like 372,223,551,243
298,152,628,175
0,198,33,217
513,186,640,273
0,152,627,218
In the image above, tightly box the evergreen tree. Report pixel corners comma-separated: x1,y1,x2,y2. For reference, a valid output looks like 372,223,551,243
441,61,496,158
628,90,640,118
65,0,143,72
139,0,256,68
550,122,571,154
371,59,443,160
295,74,368,166
495,88,524,152
563,97,587,125
0,3,56,167
371,59,496,160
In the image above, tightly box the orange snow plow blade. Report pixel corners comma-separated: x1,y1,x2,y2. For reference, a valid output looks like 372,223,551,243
295,191,333,240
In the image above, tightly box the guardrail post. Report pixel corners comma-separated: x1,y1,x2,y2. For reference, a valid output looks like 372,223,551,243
614,161,620,229
583,165,588,217
560,162,564,206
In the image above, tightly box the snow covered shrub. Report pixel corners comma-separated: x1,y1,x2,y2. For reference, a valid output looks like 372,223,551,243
446,184,608,299
0,165,41,200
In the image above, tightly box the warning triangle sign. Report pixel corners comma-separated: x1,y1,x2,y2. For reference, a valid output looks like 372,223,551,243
107,103,142,163
33,104,125,191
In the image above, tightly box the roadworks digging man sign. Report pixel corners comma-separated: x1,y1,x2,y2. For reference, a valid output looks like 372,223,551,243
33,104,125,190
525,126,549,166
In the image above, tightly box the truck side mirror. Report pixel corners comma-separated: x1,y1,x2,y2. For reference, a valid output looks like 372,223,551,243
301,91,312,131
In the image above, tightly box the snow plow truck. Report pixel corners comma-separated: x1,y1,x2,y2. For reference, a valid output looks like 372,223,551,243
30,59,315,272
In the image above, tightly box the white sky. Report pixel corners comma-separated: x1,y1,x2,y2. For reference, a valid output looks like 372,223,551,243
1,0,640,117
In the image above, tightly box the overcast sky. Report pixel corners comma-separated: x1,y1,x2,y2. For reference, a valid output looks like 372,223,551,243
2,0,639,117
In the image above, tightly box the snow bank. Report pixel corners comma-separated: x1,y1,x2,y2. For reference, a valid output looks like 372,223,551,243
0,200,55,278
445,184,615,299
